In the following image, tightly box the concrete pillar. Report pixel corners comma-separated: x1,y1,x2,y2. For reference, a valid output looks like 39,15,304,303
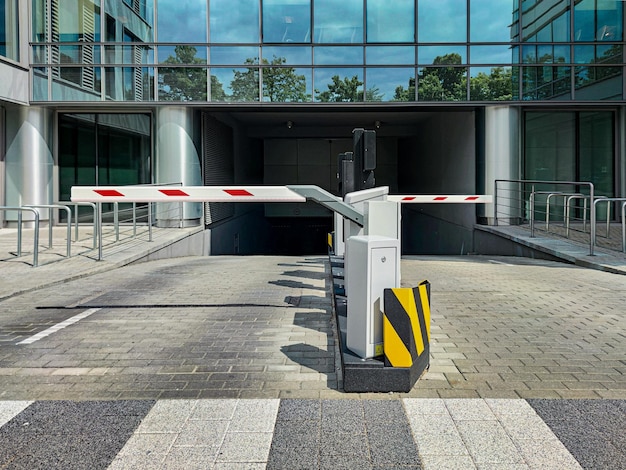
480,106,521,224
4,105,54,226
155,106,202,227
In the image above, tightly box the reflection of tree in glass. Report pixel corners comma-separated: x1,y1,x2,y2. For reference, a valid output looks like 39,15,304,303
417,53,466,101
263,56,309,102
159,46,224,101
394,54,516,101
470,67,512,101
229,56,308,102
393,77,415,101
316,75,383,102
231,58,259,101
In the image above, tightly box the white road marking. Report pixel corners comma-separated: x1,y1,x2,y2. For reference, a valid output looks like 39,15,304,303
16,308,101,345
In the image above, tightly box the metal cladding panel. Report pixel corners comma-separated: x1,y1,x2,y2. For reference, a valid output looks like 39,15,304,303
203,114,234,224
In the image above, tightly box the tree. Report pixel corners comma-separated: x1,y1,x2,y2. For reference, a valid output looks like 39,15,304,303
229,56,311,102
417,53,466,101
316,75,362,102
263,56,309,102
159,45,213,101
470,67,513,101
393,77,415,101
230,58,260,102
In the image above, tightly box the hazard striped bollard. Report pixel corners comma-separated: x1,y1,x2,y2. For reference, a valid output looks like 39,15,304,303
383,281,431,372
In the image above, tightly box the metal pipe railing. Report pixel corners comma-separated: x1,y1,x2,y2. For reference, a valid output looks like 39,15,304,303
24,204,72,258
545,192,583,232
55,201,97,248
592,197,626,247
622,202,626,253
0,206,40,267
495,179,596,255
565,195,590,237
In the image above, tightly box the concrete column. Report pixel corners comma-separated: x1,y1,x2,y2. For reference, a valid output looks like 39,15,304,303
480,106,521,224
155,106,202,227
4,105,53,226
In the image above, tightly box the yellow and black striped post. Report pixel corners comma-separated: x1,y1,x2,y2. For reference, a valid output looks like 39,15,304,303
383,280,431,371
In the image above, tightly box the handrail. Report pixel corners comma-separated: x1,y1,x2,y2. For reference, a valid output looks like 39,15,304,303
0,206,40,267
56,201,97,248
24,204,72,258
545,192,583,231
622,202,626,253
592,197,626,247
495,179,595,255
565,195,591,237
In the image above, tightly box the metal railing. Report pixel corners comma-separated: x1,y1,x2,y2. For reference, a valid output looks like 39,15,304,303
495,179,597,255
24,204,72,258
56,201,97,248
0,207,40,267
622,202,626,253
592,197,626,249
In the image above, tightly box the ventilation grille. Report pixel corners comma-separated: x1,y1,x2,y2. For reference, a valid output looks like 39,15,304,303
50,0,60,78
81,3,95,89
134,46,143,100
203,114,234,224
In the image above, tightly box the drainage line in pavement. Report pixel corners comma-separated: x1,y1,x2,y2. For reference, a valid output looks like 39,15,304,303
36,303,291,310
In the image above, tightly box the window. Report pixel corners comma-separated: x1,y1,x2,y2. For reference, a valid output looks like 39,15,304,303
263,0,311,43
367,0,414,43
0,0,19,60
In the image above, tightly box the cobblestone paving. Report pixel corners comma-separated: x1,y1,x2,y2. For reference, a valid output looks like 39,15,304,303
0,256,338,400
402,255,626,400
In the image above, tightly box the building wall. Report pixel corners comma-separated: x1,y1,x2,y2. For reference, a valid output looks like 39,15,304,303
399,111,477,254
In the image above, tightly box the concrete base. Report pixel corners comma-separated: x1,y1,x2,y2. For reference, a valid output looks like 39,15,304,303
330,255,427,393
129,227,209,264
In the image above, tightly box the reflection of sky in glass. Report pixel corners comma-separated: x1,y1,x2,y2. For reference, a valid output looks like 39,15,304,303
367,0,414,42
159,46,207,64
418,0,466,42
263,0,311,43
314,47,363,65
366,46,415,65
262,46,311,65
210,0,259,43
314,67,363,98
157,0,207,42
470,46,513,64
366,68,414,101
314,0,363,43
470,0,513,42
418,46,466,64
211,47,259,65
574,45,595,64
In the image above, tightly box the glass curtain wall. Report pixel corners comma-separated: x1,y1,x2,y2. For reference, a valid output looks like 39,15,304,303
58,113,151,217
524,110,615,219
29,0,625,102
1,0,19,60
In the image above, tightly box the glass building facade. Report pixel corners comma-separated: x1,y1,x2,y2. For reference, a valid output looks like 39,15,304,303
1,0,625,254
26,0,624,103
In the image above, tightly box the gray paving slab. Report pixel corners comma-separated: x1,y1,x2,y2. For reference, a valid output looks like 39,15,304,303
1,225,626,468
1,398,621,469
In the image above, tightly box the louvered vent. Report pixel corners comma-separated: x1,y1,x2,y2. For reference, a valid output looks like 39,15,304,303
50,0,60,78
203,114,235,225
134,46,143,100
81,3,95,89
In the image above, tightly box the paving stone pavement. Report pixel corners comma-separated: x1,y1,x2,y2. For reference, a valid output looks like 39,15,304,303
1,229,626,468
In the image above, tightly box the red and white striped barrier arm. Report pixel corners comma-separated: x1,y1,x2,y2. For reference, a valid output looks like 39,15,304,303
387,195,493,204
71,186,307,203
